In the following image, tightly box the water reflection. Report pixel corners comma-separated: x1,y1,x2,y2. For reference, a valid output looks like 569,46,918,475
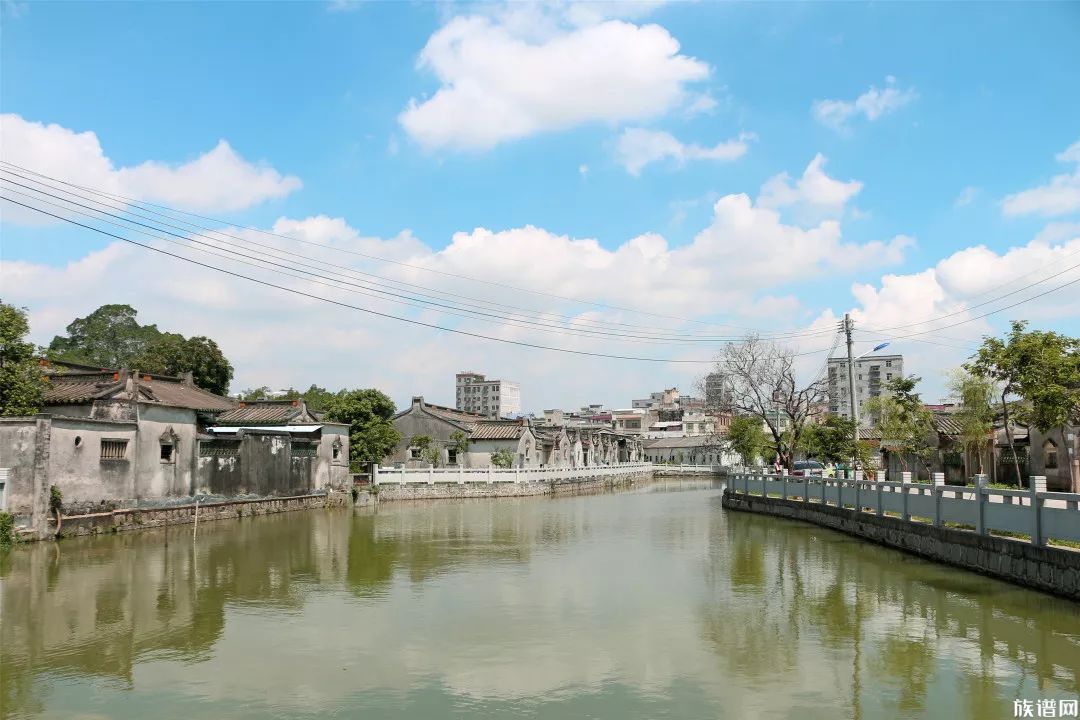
1,480,1077,719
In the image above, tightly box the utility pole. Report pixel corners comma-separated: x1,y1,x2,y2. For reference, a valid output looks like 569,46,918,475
845,313,860,471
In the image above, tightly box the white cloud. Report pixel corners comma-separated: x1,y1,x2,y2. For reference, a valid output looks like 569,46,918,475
398,12,710,150
1001,138,1080,217
812,77,917,131
757,154,863,217
578,164,589,178
615,128,753,176
0,114,301,221
3,188,912,409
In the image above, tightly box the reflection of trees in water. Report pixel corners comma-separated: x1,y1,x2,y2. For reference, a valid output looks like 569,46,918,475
700,507,1080,717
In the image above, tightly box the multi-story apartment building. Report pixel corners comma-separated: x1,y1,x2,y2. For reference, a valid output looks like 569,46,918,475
455,371,521,419
705,372,732,410
826,354,904,426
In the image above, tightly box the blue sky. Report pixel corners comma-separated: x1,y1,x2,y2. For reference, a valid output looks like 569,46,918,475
2,1,1079,408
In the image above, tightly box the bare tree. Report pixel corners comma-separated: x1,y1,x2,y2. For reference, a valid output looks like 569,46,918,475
717,334,828,470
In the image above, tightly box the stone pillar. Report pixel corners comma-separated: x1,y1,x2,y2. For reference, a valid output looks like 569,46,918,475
901,471,912,521
1030,475,1047,546
932,472,945,527
974,473,988,535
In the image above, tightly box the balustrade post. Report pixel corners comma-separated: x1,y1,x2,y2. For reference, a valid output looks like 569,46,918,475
400,467,405,485
1030,475,1047,546
875,471,885,516
932,472,945,527
854,474,861,513
901,472,912,521
782,474,787,500
487,467,493,485
428,466,435,486
974,473,988,535
372,463,380,486
458,466,465,485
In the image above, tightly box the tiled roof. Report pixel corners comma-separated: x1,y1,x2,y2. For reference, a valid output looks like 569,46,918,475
42,368,236,412
469,421,527,440
424,403,486,424
932,413,965,436
216,401,316,425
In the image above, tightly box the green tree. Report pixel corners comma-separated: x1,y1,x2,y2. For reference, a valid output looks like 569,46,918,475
801,416,860,465
970,321,1080,489
1,303,46,416
47,304,161,368
448,430,469,465
407,434,440,466
490,448,515,469
867,376,934,476
324,389,401,471
132,334,234,395
948,370,997,477
727,415,768,466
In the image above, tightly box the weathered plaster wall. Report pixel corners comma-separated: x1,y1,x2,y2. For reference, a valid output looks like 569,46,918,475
315,424,350,490
48,418,138,513
390,411,466,466
0,418,48,528
134,405,199,499
721,489,1080,601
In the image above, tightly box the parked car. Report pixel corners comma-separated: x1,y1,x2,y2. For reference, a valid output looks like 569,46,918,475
791,460,826,477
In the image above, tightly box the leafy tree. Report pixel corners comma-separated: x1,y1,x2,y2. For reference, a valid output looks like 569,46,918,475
948,370,997,477
490,449,515,469
969,321,1080,489
1,303,46,415
867,376,934,476
801,416,859,465
324,389,401,471
47,304,161,368
727,415,768,466
448,430,469,465
132,333,234,395
718,335,828,469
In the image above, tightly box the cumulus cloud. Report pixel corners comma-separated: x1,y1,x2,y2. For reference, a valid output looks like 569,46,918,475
3,185,914,409
1001,138,1080,218
757,154,863,219
398,12,710,150
615,128,753,176
0,114,301,221
812,76,917,131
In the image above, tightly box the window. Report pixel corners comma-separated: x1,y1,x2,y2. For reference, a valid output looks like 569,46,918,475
886,360,893,367
160,443,174,463
101,439,128,460
333,445,341,460
1045,440,1058,469
410,447,421,460
448,449,458,465
887,373,893,380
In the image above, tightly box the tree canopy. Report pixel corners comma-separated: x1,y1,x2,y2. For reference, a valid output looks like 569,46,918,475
0,303,46,416
324,389,402,471
47,304,234,395
726,415,768,466
867,375,934,475
717,334,827,469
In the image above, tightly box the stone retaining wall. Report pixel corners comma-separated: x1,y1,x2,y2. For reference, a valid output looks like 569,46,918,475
722,489,1080,601
55,491,356,539
375,471,651,502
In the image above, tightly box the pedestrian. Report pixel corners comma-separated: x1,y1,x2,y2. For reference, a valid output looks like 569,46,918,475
773,455,782,475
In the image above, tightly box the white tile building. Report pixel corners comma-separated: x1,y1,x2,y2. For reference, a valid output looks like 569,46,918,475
455,371,521,419
827,354,904,426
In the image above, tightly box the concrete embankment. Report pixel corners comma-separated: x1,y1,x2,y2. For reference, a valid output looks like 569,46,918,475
721,488,1080,601
52,490,365,539
373,471,652,502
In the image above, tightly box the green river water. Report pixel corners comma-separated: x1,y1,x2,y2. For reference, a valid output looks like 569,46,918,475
2,480,1078,719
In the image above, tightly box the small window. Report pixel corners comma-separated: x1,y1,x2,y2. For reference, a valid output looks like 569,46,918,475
160,443,174,463
101,439,128,461
410,447,421,460
1045,441,1058,469
74,436,83,448
448,449,458,465
886,360,893,367
333,445,341,460
887,373,893,380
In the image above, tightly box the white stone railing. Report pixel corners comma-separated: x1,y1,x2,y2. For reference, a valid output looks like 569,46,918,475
373,462,653,486
652,464,726,473
728,470,1080,547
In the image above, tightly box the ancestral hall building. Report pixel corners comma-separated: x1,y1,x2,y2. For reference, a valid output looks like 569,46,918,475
0,361,349,539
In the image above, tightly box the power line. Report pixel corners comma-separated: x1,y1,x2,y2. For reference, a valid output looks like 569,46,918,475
4,195,843,364
0,159,796,335
0,165,842,343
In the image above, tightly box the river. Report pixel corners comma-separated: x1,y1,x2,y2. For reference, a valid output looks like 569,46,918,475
2,480,1078,719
